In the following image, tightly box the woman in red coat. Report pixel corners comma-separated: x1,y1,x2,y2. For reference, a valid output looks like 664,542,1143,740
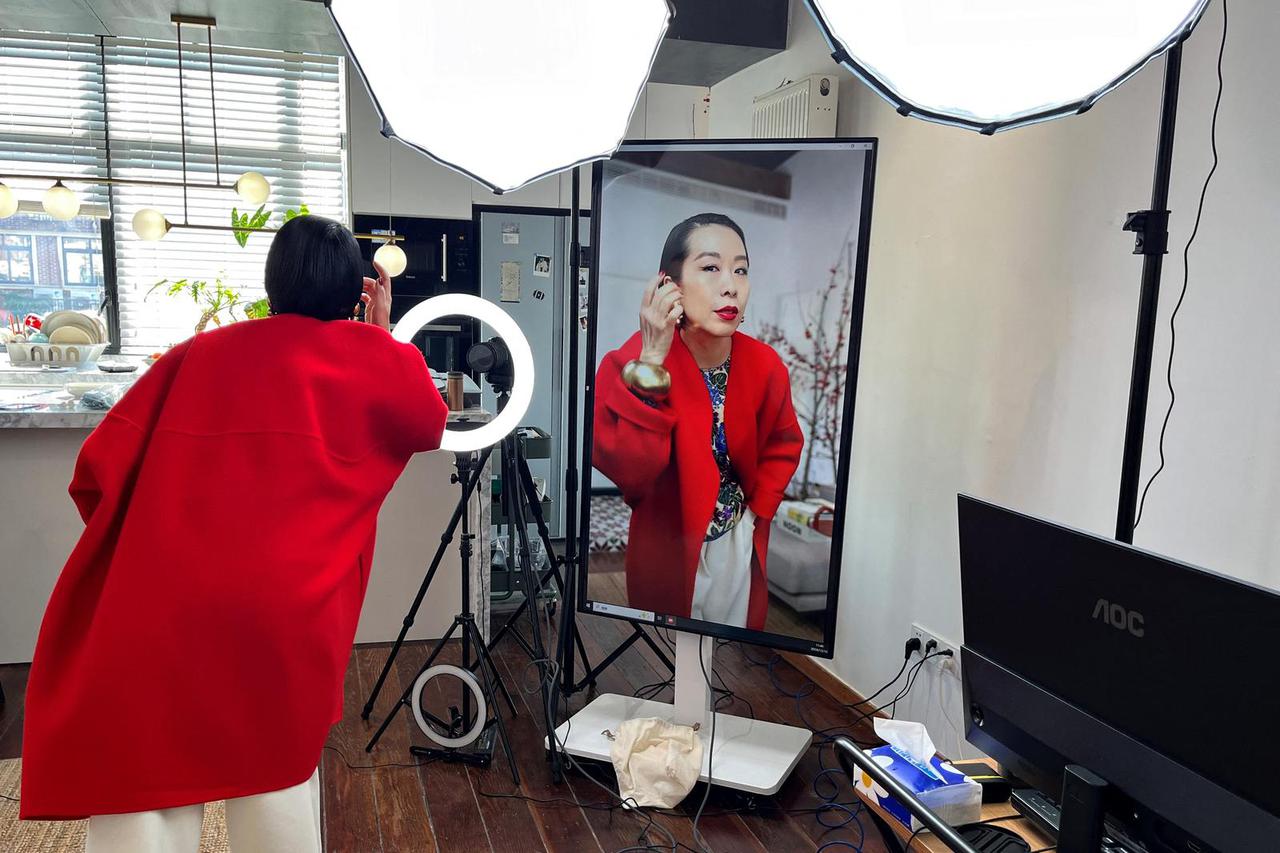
20,215,448,852
594,213,803,631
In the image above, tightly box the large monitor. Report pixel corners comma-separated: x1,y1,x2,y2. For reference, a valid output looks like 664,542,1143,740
577,139,876,657
958,495,1280,852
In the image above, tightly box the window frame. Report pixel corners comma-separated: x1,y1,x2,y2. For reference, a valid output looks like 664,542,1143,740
0,234,36,285
60,235,105,287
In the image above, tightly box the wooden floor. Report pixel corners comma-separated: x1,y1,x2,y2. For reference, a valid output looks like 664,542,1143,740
0,610,887,853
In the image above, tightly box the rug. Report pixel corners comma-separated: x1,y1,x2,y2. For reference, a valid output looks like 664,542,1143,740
589,494,630,552
0,759,230,853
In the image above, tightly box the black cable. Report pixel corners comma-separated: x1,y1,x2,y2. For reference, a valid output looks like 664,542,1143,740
536,656,685,853
1133,0,1229,531
842,656,910,711
836,651,947,735
322,743,438,771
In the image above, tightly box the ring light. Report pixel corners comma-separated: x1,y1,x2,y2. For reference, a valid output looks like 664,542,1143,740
393,294,534,453
410,664,488,749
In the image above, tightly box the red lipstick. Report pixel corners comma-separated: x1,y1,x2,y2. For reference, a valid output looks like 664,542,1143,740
714,306,739,322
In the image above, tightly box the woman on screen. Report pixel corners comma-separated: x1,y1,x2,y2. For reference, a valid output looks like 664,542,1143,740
593,212,802,631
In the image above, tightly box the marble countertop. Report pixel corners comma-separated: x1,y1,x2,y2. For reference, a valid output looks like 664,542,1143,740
0,357,145,428
0,389,490,431
0,352,489,430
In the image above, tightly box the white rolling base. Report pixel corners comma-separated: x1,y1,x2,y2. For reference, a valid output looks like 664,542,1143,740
546,692,812,796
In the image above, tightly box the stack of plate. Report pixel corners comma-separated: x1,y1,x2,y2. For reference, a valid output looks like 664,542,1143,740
43,311,108,346
6,311,109,368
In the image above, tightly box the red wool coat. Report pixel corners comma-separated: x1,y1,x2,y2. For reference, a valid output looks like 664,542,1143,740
20,314,447,820
593,331,802,631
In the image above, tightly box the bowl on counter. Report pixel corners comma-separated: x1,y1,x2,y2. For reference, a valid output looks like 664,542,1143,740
65,381,116,399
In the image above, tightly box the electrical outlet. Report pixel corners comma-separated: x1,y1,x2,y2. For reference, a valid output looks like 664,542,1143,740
910,623,961,679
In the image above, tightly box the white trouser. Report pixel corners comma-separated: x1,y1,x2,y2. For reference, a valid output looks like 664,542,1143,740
690,508,756,628
84,768,321,853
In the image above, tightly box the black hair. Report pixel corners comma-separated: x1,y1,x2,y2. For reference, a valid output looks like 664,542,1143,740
264,214,364,321
658,212,749,282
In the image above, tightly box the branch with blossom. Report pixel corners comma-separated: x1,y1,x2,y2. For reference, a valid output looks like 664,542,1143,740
757,237,855,498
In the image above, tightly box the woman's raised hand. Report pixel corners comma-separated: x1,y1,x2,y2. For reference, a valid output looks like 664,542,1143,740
638,274,682,366
361,260,393,331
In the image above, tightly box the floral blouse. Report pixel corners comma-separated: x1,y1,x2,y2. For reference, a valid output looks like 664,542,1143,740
701,357,746,541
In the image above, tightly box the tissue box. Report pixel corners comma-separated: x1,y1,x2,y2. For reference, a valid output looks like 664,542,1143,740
852,745,983,832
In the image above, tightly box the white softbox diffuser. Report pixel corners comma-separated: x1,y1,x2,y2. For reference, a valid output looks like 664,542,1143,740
330,0,671,193
805,0,1210,133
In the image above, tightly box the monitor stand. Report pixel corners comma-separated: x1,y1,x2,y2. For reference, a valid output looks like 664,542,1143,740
546,632,811,795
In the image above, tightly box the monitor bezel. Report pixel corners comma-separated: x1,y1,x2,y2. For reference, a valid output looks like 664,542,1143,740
576,137,878,657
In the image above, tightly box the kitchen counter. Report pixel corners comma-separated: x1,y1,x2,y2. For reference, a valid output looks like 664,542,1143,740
0,393,494,663
0,360,483,429
0,360,145,428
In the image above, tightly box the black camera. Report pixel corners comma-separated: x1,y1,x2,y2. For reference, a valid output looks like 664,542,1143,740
466,336,513,394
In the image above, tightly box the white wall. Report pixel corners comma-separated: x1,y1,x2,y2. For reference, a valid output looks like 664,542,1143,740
707,0,1278,761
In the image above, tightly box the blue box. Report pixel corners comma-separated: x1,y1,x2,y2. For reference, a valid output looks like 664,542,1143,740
851,744,982,831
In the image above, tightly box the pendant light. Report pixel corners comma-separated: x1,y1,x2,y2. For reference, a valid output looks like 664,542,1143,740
43,180,80,220
372,133,408,277
373,243,407,277
234,171,270,205
132,208,172,241
0,182,16,219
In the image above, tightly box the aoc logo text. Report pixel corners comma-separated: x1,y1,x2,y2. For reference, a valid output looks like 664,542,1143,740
1091,599,1145,638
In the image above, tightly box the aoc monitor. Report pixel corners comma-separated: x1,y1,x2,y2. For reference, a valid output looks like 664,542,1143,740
958,495,1280,853
577,139,877,656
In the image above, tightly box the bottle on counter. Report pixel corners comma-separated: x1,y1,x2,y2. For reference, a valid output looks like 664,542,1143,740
446,371,465,411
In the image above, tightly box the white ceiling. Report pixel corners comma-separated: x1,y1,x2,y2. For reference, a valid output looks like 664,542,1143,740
1,0,344,54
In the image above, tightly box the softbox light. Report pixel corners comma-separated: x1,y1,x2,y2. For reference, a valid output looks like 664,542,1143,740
805,0,1210,133
329,0,671,194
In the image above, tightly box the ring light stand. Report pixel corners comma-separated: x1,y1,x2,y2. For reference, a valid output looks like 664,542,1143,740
360,295,560,782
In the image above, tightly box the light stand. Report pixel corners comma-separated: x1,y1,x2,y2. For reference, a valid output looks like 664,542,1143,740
1116,42,1183,545
363,293,552,781
361,442,521,782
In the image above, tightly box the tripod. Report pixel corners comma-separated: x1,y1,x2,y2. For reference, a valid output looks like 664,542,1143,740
361,393,566,782
361,444,521,782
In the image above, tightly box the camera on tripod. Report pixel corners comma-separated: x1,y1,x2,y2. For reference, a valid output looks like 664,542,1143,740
466,336,514,395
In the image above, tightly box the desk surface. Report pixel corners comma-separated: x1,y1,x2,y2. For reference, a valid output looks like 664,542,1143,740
850,760,1056,852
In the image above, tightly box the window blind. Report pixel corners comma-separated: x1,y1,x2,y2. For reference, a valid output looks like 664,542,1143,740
103,36,346,352
0,32,110,212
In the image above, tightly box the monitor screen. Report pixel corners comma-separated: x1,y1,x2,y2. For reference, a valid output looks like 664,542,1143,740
959,496,1280,849
578,139,876,655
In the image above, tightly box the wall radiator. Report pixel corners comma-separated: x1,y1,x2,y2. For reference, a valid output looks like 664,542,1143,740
751,73,839,138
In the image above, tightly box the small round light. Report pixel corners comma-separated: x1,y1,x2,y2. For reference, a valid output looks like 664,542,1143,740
234,171,271,205
393,294,534,453
0,182,17,219
131,208,171,241
43,181,80,221
374,242,408,277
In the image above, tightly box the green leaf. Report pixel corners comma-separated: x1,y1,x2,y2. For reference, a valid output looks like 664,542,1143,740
231,204,268,247
245,298,271,319
283,201,310,223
